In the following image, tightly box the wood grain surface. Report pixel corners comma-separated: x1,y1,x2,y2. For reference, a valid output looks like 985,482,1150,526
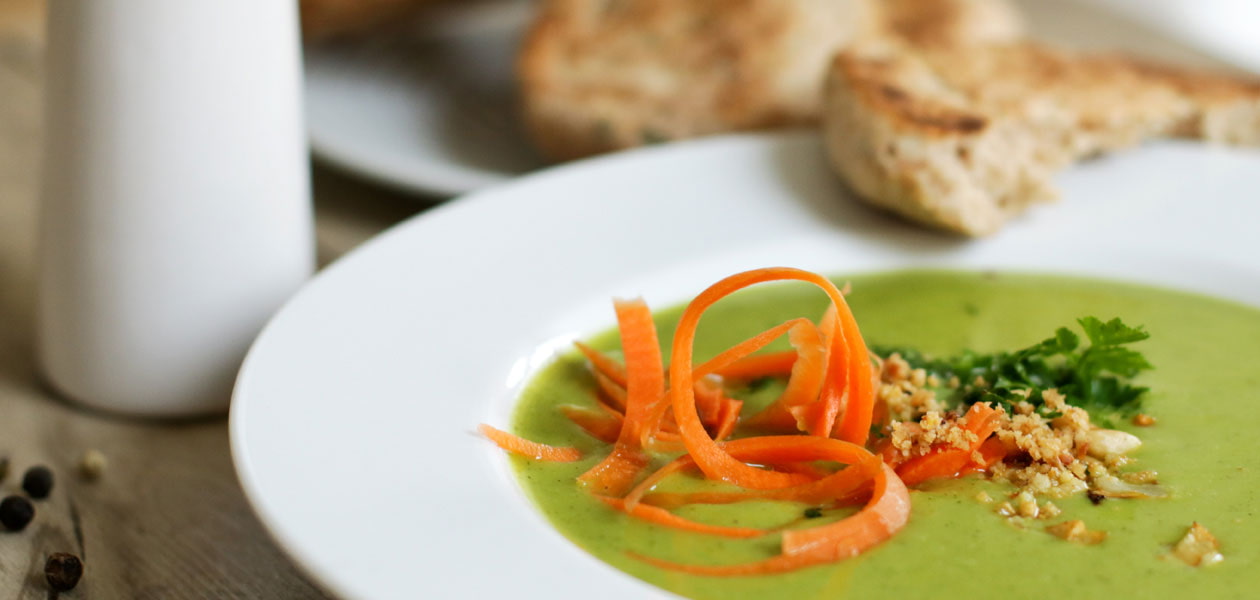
0,4,424,596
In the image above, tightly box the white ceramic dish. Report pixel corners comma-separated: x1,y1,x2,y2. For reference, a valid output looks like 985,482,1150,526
302,0,1249,199
304,0,540,197
231,132,1260,599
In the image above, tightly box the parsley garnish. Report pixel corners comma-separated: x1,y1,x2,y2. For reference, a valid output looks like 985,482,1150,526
876,317,1152,425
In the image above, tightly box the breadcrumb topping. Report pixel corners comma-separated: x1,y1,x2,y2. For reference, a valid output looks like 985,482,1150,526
879,353,945,423
885,384,1161,503
1171,522,1223,567
1047,520,1107,545
877,372,1165,541
888,410,980,459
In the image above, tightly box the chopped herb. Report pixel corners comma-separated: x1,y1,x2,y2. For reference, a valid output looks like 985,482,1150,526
804,507,824,519
875,317,1152,425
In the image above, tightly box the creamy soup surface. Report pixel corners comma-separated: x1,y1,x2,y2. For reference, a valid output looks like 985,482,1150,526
510,271,1260,599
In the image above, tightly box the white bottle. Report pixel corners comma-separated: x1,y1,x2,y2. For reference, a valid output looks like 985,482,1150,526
37,0,313,417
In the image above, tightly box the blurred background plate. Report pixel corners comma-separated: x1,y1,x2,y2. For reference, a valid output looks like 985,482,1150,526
304,0,541,198
302,0,1255,200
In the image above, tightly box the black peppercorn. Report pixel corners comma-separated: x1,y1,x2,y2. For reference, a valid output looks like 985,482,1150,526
0,495,34,531
45,553,83,592
22,466,54,499
804,507,824,519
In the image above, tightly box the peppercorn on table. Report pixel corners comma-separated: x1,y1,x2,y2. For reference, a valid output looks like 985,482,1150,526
0,2,423,595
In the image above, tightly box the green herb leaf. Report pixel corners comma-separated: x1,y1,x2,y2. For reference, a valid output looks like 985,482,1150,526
1048,327,1080,354
1078,346,1153,379
876,316,1152,419
1077,317,1149,347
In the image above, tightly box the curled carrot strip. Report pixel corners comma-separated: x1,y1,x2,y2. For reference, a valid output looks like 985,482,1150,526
623,454,698,511
574,341,627,388
612,299,666,445
742,401,802,434
579,446,649,496
645,436,686,453
719,437,880,505
779,319,828,418
669,268,863,489
593,372,628,411
746,320,828,433
712,398,743,442
639,491,749,510
560,405,623,444
638,317,820,446
772,461,833,480
477,424,582,462
796,307,846,437
693,318,814,380
486,268,915,577
640,469,872,511
595,400,623,418
597,496,771,539
633,463,910,576
895,403,1001,486
579,298,664,495
959,436,1009,476
782,463,910,557
712,351,797,380
624,436,878,511
693,376,726,430
831,304,877,445
637,378,727,449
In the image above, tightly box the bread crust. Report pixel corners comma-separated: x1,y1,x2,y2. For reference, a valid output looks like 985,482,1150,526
823,42,1260,235
519,0,1023,161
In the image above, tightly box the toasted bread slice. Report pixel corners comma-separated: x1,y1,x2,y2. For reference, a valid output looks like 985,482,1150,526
823,42,1260,235
519,0,1023,161
873,0,1022,49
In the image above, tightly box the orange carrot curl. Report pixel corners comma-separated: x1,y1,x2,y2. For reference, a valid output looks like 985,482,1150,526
477,424,582,463
476,267,962,577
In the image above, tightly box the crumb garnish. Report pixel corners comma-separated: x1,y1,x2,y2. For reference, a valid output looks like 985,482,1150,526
1047,520,1107,545
1170,523,1223,567
873,320,1165,547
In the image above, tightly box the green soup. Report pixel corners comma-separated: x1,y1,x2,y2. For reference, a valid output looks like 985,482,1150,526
510,271,1260,598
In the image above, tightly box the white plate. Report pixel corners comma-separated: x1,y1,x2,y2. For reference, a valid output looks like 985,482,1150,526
304,0,541,197
302,0,1250,199
231,132,1260,599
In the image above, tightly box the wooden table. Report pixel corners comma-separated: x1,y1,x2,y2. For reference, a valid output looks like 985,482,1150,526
0,3,425,596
